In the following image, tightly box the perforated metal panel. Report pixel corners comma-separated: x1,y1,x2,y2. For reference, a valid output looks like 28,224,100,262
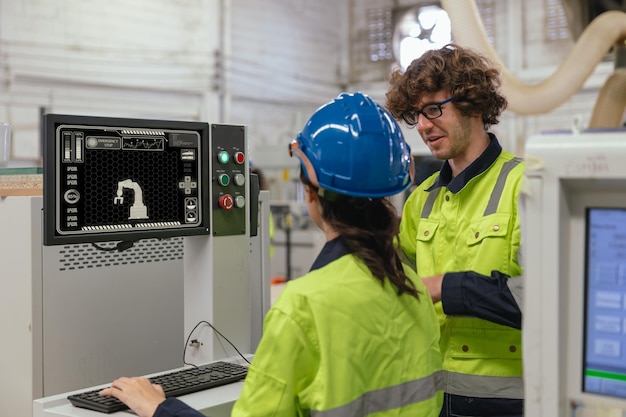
35,222,184,396
55,238,184,271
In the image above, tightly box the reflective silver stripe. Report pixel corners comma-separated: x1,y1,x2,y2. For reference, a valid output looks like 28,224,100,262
442,370,524,399
421,188,441,218
310,371,444,417
483,157,523,216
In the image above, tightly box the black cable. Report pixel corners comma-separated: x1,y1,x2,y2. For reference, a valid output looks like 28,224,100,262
91,240,136,252
183,320,251,367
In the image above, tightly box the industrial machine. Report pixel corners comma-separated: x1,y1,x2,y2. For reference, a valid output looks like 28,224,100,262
524,128,626,417
0,114,271,416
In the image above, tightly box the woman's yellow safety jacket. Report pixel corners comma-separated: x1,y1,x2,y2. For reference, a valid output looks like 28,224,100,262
232,238,443,416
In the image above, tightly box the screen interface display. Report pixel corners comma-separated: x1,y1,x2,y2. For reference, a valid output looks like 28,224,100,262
584,207,626,399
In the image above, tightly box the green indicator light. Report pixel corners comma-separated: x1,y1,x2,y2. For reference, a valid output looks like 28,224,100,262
218,151,230,164
219,174,230,186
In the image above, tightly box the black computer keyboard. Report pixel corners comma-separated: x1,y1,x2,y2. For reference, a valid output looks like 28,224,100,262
67,361,248,414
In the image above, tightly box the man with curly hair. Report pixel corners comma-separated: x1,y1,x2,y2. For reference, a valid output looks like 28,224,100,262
386,44,525,417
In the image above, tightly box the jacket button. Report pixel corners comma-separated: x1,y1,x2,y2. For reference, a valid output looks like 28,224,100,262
493,225,500,231
445,195,450,201
424,231,430,237
509,345,517,353
462,345,469,352
474,232,480,239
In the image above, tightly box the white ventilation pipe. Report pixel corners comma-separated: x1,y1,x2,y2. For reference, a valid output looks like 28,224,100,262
589,38,626,128
441,0,626,120
589,69,626,128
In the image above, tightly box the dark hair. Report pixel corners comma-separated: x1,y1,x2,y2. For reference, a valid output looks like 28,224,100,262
300,171,419,299
385,43,507,128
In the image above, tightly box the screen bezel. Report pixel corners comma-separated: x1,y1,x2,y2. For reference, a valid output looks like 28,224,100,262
42,113,211,246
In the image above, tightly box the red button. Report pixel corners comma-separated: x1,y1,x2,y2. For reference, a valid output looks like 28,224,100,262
234,152,245,164
218,194,234,210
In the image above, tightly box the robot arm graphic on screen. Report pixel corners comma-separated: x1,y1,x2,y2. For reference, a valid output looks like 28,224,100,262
113,179,149,219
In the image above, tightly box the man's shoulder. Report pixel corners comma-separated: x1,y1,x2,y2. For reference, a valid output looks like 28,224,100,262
495,150,525,176
498,149,524,164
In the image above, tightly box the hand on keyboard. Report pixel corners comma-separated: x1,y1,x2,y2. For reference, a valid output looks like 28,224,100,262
99,377,165,417
67,361,248,414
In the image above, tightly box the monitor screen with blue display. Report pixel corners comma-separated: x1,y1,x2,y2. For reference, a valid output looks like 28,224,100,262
584,207,626,399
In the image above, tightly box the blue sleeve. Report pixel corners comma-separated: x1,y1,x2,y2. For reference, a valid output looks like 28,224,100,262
441,270,522,329
153,398,205,417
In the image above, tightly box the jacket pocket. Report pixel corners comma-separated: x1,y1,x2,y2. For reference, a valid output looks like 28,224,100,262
416,219,439,243
466,213,510,246
415,219,439,275
445,325,523,377
465,213,512,273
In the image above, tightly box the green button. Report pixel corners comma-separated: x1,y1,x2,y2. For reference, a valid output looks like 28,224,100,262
219,174,230,186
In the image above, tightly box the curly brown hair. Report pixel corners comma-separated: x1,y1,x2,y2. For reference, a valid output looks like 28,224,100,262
385,43,507,128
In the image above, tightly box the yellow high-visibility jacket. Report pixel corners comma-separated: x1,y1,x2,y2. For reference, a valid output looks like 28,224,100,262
399,136,524,400
232,238,443,417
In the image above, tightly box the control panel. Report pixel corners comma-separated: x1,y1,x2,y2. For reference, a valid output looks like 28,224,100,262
211,124,247,236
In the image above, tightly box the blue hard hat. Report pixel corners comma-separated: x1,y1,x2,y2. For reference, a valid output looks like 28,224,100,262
289,92,414,198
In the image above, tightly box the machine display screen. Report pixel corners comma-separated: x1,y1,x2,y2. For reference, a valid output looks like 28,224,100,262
583,207,626,399
42,114,211,245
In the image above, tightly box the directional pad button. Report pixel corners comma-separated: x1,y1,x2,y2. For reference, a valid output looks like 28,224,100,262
178,176,198,195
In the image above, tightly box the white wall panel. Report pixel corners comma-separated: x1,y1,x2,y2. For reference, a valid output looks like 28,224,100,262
229,0,347,102
3,0,215,90
0,0,351,166
0,0,220,166
227,0,349,165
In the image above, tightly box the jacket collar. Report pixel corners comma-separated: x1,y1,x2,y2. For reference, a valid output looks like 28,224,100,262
426,132,502,194
309,237,350,272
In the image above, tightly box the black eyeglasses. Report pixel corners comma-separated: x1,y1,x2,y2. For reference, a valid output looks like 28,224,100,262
401,98,452,126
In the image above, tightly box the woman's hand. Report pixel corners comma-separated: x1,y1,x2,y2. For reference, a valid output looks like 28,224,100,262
100,377,165,417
